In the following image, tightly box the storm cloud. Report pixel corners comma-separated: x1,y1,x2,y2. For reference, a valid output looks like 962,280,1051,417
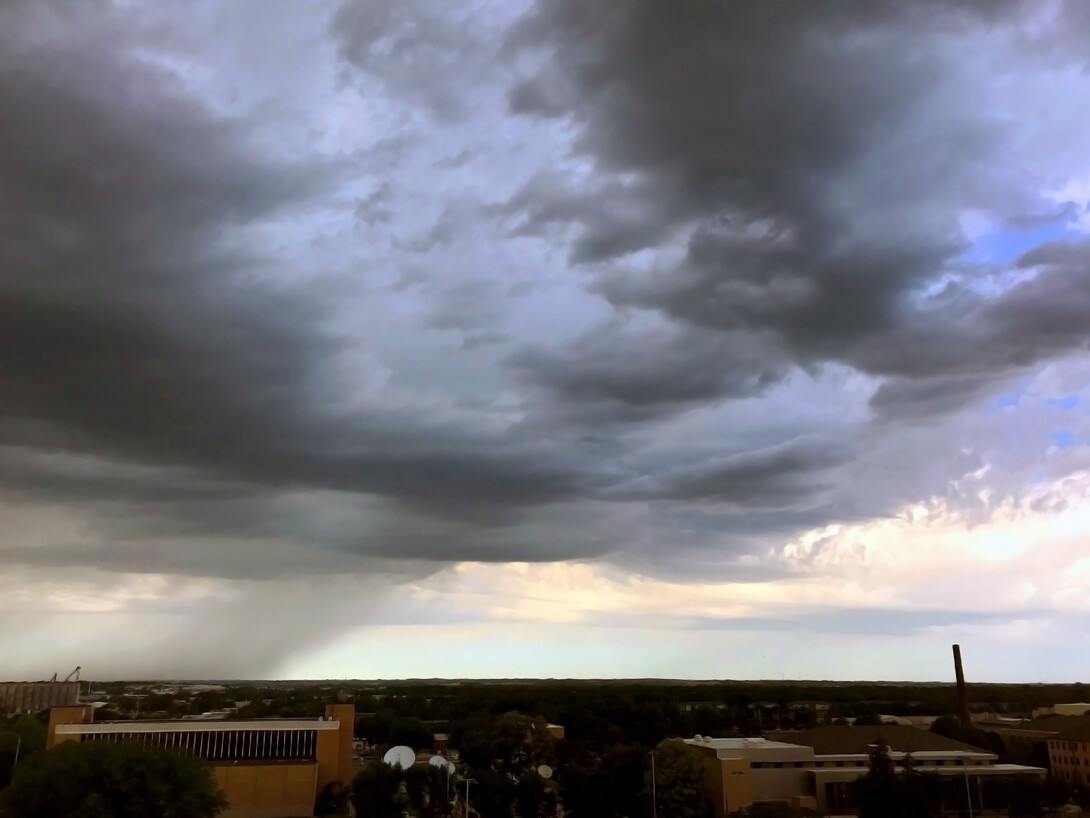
4,0,1090,679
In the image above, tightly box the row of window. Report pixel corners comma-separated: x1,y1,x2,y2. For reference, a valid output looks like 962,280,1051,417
77,729,320,761
752,761,866,769
751,758,971,769
1053,756,1090,768
1054,741,1086,753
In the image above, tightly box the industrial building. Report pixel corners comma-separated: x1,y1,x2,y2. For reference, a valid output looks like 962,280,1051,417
685,729,1047,816
1,668,82,714
46,704,355,818
0,681,81,714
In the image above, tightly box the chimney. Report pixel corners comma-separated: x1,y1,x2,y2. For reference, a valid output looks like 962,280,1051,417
952,644,971,727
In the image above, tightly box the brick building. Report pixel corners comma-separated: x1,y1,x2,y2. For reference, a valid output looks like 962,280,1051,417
47,704,355,818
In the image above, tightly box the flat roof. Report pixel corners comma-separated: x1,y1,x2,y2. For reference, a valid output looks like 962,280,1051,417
810,764,1045,780
56,719,340,735
685,738,809,751
814,750,992,760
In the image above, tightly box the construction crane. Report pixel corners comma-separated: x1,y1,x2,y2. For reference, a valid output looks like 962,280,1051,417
48,666,81,683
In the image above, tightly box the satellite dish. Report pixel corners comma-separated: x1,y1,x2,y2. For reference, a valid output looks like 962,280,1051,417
383,746,417,770
537,764,553,780
429,755,451,770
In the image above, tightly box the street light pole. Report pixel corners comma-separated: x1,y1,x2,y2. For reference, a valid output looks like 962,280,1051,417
1,731,21,768
464,778,476,818
650,751,657,818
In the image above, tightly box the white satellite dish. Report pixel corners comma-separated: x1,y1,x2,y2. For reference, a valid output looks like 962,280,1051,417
537,764,553,780
383,745,417,770
429,755,451,770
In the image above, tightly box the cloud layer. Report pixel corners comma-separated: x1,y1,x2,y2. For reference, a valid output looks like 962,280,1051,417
3,0,1090,679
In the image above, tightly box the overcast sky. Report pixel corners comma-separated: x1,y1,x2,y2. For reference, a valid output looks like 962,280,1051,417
5,0,1090,682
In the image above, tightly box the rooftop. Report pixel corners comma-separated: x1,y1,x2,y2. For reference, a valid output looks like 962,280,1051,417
684,737,808,752
1050,720,1090,742
766,725,994,756
56,718,341,735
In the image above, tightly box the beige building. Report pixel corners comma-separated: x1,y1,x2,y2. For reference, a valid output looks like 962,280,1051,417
1048,722,1090,785
47,704,355,818
686,726,1046,816
1034,703,1090,719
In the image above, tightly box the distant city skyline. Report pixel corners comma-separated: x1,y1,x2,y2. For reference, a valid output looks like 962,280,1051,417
4,0,1090,682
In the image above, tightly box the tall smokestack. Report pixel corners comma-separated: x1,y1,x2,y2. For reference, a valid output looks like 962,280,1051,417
953,644,971,727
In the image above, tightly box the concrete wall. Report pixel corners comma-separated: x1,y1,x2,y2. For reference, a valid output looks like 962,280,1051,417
1,682,80,714
214,762,318,818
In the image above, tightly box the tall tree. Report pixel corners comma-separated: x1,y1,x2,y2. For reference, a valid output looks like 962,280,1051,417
352,762,405,818
0,714,47,789
2,739,227,818
855,744,937,818
645,739,707,818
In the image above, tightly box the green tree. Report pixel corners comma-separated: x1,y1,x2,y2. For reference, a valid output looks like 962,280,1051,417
391,717,435,751
403,765,454,818
352,762,405,818
855,744,937,818
646,739,707,818
0,713,47,789
471,769,518,818
1,739,227,818
855,742,898,818
315,781,351,817
516,769,550,818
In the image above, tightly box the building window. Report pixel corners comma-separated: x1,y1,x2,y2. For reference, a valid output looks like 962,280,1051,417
836,761,845,768
774,762,783,768
752,763,765,769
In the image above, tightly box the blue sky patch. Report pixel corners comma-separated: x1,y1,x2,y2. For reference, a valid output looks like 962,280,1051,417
1046,394,1081,411
1052,430,1076,449
963,217,1072,265
987,391,1023,412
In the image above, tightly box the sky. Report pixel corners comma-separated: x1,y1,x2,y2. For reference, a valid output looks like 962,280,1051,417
5,0,1090,683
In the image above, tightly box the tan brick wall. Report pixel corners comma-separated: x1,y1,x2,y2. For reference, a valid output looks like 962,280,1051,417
1049,738,1090,784
46,705,93,749
214,762,318,818
324,704,356,787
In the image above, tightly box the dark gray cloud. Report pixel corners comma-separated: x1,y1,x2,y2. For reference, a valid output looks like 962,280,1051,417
0,7,591,540
3,0,1090,601
503,0,1090,418
331,0,507,121
508,320,785,416
608,437,850,508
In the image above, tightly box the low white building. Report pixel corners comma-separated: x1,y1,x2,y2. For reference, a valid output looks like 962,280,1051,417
684,727,1046,816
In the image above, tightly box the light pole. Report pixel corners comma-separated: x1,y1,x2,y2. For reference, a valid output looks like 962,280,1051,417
1,730,21,769
463,778,476,818
649,750,657,818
